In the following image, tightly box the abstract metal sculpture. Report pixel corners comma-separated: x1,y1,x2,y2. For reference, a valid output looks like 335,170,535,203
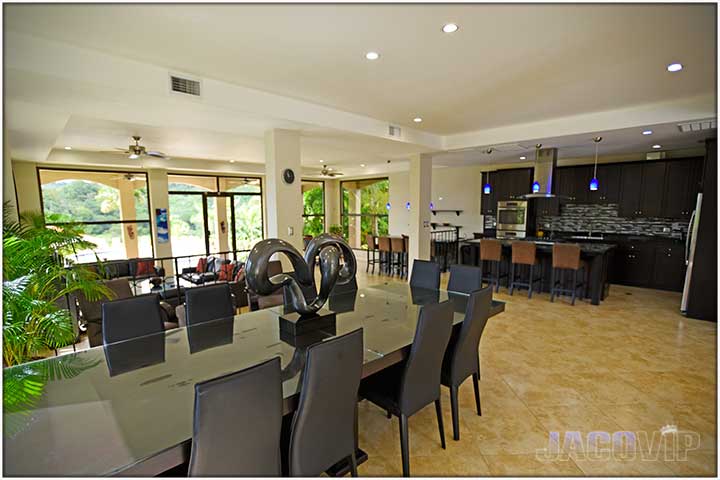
245,233,357,316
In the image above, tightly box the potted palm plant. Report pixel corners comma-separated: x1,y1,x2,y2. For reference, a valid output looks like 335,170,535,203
3,204,110,367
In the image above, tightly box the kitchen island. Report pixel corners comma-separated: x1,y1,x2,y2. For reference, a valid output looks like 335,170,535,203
461,238,615,305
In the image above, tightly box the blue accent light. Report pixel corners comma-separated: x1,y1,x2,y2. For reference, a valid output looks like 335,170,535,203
386,202,391,211
429,202,435,210
589,177,599,191
405,201,411,210
483,183,492,194
532,181,541,193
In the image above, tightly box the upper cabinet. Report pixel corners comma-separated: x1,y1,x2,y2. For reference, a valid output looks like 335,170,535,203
588,163,622,204
555,165,592,203
619,161,667,218
493,168,533,202
661,157,703,219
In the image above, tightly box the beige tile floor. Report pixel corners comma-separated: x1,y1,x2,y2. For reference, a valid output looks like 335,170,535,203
354,267,717,476
57,261,716,476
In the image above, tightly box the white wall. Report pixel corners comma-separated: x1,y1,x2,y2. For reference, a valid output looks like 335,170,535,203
389,165,484,238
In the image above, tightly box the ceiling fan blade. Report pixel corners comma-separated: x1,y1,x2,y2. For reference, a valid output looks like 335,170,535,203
146,151,168,159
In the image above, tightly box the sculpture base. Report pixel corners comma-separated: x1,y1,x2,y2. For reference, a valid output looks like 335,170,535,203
279,308,336,336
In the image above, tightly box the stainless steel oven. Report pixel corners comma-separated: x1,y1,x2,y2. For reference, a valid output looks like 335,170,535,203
496,200,528,238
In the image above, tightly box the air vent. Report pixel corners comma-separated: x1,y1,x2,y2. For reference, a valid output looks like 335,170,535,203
170,75,201,96
388,125,402,138
677,119,716,132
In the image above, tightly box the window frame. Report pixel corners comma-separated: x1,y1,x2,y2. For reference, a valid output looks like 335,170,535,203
301,178,326,236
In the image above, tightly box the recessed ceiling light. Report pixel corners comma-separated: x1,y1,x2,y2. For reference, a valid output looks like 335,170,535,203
667,63,683,72
642,130,653,135
328,167,333,171
413,117,423,123
360,164,366,167
319,159,324,163
64,146,72,150
520,156,526,160
365,51,380,60
230,160,235,163
128,154,139,160
652,144,662,149
442,23,459,33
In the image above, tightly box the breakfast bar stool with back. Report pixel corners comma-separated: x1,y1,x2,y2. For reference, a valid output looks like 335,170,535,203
550,243,587,305
509,241,542,298
377,236,392,276
479,239,507,292
390,237,406,278
365,234,379,273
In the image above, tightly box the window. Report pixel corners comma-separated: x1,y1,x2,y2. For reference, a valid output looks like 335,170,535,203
168,174,264,258
302,180,325,237
341,178,389,249
39,169,153,263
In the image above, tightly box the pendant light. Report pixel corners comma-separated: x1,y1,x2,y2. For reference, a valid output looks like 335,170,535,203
531,144,542,193
483,148,494,194
589,136,602,191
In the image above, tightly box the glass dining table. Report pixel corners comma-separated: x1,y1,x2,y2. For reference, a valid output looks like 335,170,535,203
3,283,505,476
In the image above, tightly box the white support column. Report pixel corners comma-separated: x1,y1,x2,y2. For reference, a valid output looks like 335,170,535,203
12,161,41,214
3,132,18,221
117,177,139,258
408,153,432,275
324,178,340,232
264,129,303,253
147,169,174,274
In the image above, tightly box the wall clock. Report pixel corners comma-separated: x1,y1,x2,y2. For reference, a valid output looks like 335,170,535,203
282,168,296,185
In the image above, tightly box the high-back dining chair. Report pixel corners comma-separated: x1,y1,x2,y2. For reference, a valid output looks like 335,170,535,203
248,260,284,311
365,234,379,273
409,259,441,290
185,283,235,326
377,236,392,275
288,329,364,477
360,301,454,477
189,357,283,476
441,286,493,440
447,264,484,294
101,294,165,345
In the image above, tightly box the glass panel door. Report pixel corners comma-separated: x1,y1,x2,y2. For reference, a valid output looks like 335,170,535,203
203,193,236,256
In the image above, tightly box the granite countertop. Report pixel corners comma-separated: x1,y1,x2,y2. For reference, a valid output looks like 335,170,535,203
463,238,616,255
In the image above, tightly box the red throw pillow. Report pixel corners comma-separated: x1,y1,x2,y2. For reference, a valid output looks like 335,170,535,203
218,263,234,281
196,257,207,273
136,260,154,276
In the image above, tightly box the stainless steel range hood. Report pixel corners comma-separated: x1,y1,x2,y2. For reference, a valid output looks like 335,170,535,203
523,147,566,199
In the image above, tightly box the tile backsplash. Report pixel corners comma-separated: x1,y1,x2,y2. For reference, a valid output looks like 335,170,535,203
536,203,688,238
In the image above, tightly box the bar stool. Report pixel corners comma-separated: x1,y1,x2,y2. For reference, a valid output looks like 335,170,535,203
460,244,478,266
402,235,409,278
390,237,405,277
365,234,379,273
479,239,507,293
550,243,586,305
377,236,392,276
509,241,542,298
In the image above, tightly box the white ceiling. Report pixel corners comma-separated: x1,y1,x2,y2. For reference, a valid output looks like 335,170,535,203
6,3,716,135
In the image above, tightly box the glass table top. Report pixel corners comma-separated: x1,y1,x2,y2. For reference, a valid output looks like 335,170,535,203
3,284,503,476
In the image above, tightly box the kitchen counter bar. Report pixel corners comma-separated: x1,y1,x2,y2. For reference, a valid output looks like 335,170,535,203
461,238,615,305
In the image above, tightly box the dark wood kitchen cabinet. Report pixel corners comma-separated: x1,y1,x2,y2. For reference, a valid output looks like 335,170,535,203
493,168,533,201
661,157,703,219
533,197,560,217
588,163,622,204
619,161,667,218
611,241,656,286
652,243,686,291
555,165,591,203
481,171,497,215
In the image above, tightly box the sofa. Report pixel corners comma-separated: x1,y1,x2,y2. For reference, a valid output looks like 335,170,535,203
77,258,165,282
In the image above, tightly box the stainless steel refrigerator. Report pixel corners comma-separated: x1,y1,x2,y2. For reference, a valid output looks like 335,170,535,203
681,193,702,313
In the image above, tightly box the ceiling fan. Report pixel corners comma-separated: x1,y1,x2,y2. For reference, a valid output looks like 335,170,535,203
320,165,344,177
114,136,170,160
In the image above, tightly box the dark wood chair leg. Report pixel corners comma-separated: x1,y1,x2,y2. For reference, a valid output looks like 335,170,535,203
450,385,460,441
571,269,578,306
434,398,446,449
399,414,410,477
472,372,482,416
386,410,392,419
528,264,534,299
509,263,515,296
550,267,556,302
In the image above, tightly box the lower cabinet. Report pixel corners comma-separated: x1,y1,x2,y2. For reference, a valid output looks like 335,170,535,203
610,238,686,291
